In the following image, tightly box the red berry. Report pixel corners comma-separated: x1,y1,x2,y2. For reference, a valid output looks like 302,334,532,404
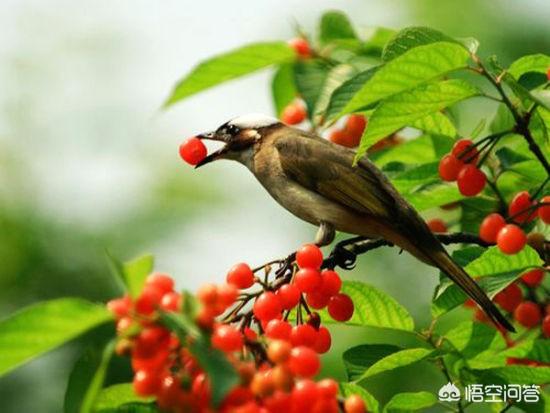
160,292,181,312
217,283,238,308
244,327,258,342
107,295,132,318
497,224,527,255
192,373,211,406
457,164,486,196
253,292,282,321
438,154,464,182
319,270,342,296
306,291,330,309
211,324,243,352
452,138,479,163
227,262,255,289
327,293,354,322
538,195,550,224
134,327,170,359
521,268,545,287
508,191,536,224
276,284,301,310
135,285,163,315
329,129,359,148
281,102,307,125
157,375,184,410
132,346,170,372
295,269,322,293
514,301,542,328
179,137,207,166
288,346,320,377
317,379,338,398
290,324,317,348
116,316,134,335
344,115,367,138
494,283,523,312
265,319,292,341
146,273,174,294
479,213,506,243
344,395,366,413
313,326,331,354
542,315,550,338
547,68,550,81
133,369,160,396
288,38,311,58
197,283,218,307
292,379,319,411
296,244,324,269
267,340,292,364
427,218,447,233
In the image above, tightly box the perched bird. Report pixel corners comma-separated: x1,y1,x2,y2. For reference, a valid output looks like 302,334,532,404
195,113,514,332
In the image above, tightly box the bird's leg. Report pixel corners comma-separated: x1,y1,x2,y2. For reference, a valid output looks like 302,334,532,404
315,221,336,247
326,235,368,270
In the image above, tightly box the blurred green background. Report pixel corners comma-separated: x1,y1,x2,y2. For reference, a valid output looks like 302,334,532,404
1,1,549,411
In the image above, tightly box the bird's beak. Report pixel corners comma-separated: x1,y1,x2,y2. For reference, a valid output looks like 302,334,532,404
195,131,231,168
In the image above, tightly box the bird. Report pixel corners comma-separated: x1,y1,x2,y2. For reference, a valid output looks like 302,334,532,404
194,113,514,332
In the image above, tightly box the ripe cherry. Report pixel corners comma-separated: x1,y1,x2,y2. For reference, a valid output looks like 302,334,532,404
211,324,243,352
542,315,550,338
497,224,527,255
344,115,367,138
306,291,330,309
179,137,207,166
227,262,255,289
438,154,464,182
253,292,282,321
292,379,319,411
145,273,174,294
197,283,218,307
217,283,238,308
281,102,307,125
295,268,322,293
327,293,354,322
494,283,523,312
267,340,292,364
508,191,536,224
319,270,342,296
107,295,132,318
290,324,318,348
427,218,447,233
344,395,367,413
314,326,332,354
452,138,478,163
329,129,359,148
288,38,311,58
514,301,542,328
276,284,301,310
521,268,545,287
296,244,323,269
265,319,292,341
538,195,550,224
317,379,339,399
160,292,181,312
457,165,486,196
479,213,506,243
135,285,163,315
133,369,160,396
288,346,320,378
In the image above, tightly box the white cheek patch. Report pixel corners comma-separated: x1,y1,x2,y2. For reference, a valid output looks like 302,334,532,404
229,113,279,129
242,129,261,140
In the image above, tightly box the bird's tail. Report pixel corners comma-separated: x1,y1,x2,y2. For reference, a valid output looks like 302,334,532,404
424,248,515,332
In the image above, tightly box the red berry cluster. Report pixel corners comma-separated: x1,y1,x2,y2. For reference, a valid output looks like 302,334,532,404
107,245,365,412
328,115,367,149
438,138,486,196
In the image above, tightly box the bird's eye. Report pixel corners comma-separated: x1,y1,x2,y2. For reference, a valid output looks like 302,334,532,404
226,124,240,135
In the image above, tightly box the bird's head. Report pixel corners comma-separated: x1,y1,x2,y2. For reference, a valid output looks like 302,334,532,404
195,113,282,168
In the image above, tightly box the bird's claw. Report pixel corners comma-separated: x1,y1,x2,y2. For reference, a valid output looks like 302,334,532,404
327,245,357,270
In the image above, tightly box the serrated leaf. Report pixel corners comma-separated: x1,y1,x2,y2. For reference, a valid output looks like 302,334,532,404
356,348,434,381
343,344,401,381
271,63,296,117
122,255,154,299
411,112,457,137
503,337,550,364
472,366,550,385
65,340,115,413
362,27,396,56
399,182,464,211
373,135,436,167
341,42,471,116
355,79,479,161
340,382,380,413
293,60,331,120
0,298,112,377
319,11,357,44
508,54,550,79
93,384,154,412
324,66,378,121
164,42,294,106
382,27,455,61
313,64,355,121
383,391,437,412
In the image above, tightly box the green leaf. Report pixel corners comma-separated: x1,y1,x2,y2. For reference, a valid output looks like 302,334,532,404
93,384,154,413
271,63,297,117
362,27,397,57
319,11,357,44
340,382,380,413
355,79,479,161
123,255,154,299
356,348,434,381
382,27,455,61
324,66,378,121
341,42,471,116
0,298,112,377
383,391,437,412
164,42,294,106
503,338,550,363
400,183,464,211
65,340,115,413
313,64,355,120
508,54,550,79
411,112,457,137
472,366,550,385
343,344,401,381
293,60,331,119
373,135,437,167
